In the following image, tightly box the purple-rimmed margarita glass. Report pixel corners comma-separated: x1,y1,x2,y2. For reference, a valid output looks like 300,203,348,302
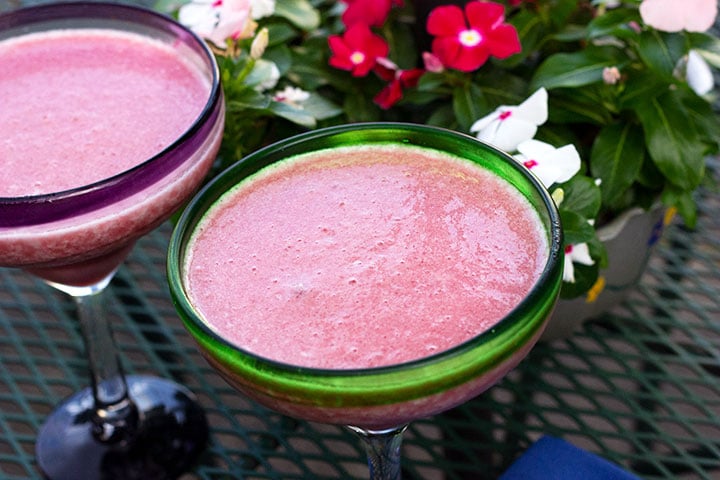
0,3,224,479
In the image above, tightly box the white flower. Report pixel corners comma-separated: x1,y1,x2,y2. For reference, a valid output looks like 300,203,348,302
514,139,581,188
246,59,280,91
686,50,714,95
470,88,548,153
251,0,275,19
563,243,594,283
273,86,310,106
179,0,254,47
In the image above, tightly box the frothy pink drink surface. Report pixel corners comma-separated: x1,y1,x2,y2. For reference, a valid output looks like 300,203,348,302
185,145,548,369
0,27,219,285
0,29,207,196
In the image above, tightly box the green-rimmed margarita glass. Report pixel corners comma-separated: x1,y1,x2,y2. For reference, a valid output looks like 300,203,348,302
168,123,563,479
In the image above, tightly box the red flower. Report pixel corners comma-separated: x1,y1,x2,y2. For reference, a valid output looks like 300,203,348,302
328,23,389,77
373,59,424,109
427,1,521,72
341,0,403,27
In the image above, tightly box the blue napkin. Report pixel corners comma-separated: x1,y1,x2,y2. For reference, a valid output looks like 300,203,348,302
499,436,641,480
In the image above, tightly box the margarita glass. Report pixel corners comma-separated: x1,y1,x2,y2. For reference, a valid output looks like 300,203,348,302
0,2,224,479
168,123,562,479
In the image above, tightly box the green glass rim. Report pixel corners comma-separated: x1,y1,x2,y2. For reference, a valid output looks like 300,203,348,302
167,122,563,403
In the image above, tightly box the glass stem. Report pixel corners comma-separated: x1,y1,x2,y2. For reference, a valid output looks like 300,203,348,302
348,424,408,480
70,278,139,445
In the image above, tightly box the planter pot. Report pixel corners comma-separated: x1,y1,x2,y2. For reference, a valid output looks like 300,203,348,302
541,204,672,341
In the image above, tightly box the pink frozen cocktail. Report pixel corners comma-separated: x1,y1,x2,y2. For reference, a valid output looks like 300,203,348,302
0,25,221,286
169,124,563,479
0,3,224,479
185,144,548,370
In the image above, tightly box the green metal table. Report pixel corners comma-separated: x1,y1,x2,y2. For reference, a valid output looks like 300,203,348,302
1,2,719,478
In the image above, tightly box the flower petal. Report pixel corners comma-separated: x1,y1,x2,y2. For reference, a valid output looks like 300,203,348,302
640,0,717,32
515,140,581,187
569,243,594,266
427,5,466,36
516,88,548,123
686,50,714,95
477,116,537,152
465,1,505,31
563,255,576,283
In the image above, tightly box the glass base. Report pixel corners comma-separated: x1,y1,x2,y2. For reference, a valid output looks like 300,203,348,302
36,375,208,480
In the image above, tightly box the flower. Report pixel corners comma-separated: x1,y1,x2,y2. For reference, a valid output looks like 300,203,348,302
273,86,310,107
178,0,255,47
563,243,595,283
328,23,389,77
341,0,403,27
602,66,621,85
469,88,548,152
685,50,714,95
373,58,424,109
173,0,720,298
250,0,274,19
639,0,717,32
514,140,582,188
426,1,521,72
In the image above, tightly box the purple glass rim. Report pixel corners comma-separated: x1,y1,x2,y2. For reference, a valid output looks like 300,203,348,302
0,2,222,228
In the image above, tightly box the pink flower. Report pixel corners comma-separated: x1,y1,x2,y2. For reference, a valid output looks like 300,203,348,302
602,66,621,85
341,0,403,27
426,1,521,72
639,0,717,32
328,23,389,77
422,52,444,73
373,58,424,109
178,0,254,47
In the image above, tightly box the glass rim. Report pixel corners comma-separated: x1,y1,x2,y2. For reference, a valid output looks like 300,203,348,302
0,1,222,204
168,122,564,379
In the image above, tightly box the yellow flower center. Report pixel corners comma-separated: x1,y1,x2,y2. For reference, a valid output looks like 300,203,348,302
350,51,366,65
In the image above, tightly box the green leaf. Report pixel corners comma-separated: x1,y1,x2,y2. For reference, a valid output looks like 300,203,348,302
675,87,720,150
661,187,698,228
547,0,580,29
301,92,343,121
265,22,299,47
687,32,720,68
226,89,271,110
417,72,450,92
586,7,641,41
559,175,602,220
559,209,596,245
618,69,667,108
634,91,705,192
529,50,617,91
636,30,686,78
590,122,646,205
505,9,546,66
452,83,485,132
274,0,320,31
548,87,613,125
343,94,380,123
268,101,316,128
